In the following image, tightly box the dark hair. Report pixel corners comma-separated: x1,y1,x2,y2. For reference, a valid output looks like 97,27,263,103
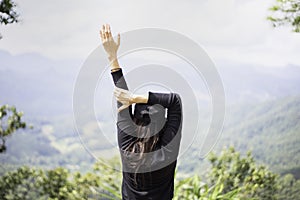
125,103,166,185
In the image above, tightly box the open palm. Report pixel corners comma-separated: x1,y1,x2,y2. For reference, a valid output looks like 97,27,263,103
99,24,120,59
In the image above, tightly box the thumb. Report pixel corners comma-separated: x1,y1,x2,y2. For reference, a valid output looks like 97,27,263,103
118,105,128,112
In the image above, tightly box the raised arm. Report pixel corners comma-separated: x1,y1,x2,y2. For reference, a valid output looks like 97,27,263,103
100,24,148,113
100,24,130,113
147,92,182,146
100,24,182,167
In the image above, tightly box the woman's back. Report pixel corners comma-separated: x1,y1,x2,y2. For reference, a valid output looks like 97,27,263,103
122,161,177,200
112,69,183,200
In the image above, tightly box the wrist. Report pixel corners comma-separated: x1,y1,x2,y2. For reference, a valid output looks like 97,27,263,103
132,94,148,104
108,54,117,61
109,58,120,70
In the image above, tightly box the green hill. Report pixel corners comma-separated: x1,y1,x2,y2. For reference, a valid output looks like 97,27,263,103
180,95,300,178
1,95,300,179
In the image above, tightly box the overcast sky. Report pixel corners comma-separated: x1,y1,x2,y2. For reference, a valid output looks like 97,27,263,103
0,0,300,67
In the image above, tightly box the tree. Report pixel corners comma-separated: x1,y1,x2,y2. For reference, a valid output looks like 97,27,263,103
0,166,46,200
0,158,122,200
0,0,19,39
277,173,300,200
0,104,30,153
208,146,278,199
268,0,300,32
1,148,300,199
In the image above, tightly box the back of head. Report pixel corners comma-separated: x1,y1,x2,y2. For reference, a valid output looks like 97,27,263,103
133,103,166,132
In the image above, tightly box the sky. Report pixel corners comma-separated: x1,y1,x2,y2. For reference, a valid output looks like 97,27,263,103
0,0,300,68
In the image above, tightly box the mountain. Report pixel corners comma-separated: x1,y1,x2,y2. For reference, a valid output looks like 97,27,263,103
178,95,300,178
215,60,300,104
0,50,80,117
1,50,300,117
1,50,300,177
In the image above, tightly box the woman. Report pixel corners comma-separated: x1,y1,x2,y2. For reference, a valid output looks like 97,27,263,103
100,24,182,200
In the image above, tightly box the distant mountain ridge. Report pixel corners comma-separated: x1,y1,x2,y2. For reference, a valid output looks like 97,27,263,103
180,95,300,178
224,95,300,178
1,50,300,117
1,50,300,177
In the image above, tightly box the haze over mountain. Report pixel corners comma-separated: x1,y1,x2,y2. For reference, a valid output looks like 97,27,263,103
1,49,300,117
1,49,300,176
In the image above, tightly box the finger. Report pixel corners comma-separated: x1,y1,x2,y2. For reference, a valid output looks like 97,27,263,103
114,95,123,104
100,29,104,41
114,91,120,98
115,97,122,103
104,32,108,41
116,87,127,93
105,32,109,40
99,30,103,40
117,89,126,96
107,25,113,38
102,25,107,40
118,105,129,112
117,33,121,47
114,88,122,98
105,24,110,39
114,87,123,94
114,87,121,94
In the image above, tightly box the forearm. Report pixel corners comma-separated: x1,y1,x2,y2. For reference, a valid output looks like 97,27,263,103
132,94,149,104
147,92,180,109
111,68,128,90
111,67,132,114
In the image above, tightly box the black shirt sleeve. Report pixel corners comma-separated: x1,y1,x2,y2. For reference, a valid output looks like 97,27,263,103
111,69,137,141
111,68,182,155
110,68,133,115
147,92,182,146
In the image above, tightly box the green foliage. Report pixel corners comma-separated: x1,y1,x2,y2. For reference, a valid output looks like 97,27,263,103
0,104,31,153
0,0,19,39
2,96,299,180
175,146,300,199
277,174,300,200
2,148,300,199
219,96,300,175
282,166,300,179
174,174,240,200
0,166,46,200
0,0,18,25
208,147,278,199
92,158,122,199
268,0,300,32
0,158,122,200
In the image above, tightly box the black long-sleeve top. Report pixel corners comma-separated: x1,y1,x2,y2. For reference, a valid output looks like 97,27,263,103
111,68,182,200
